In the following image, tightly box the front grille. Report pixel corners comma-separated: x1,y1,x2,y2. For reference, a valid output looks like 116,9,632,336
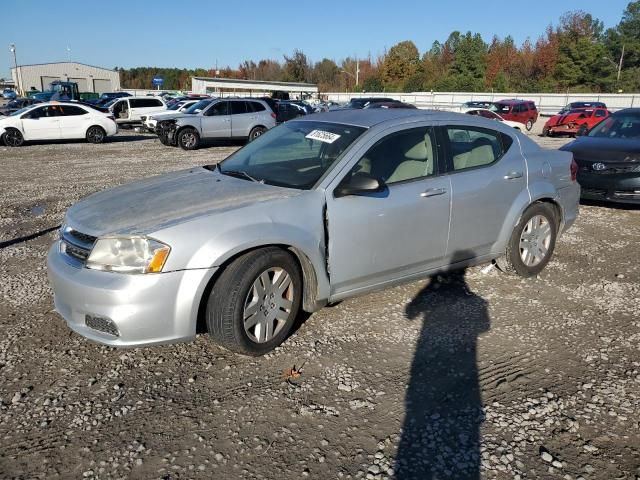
614,190,640,198
85,314,120,337
60,227,96,267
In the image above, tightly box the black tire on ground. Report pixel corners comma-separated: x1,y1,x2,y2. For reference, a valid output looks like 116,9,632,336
248,126,266,142
178,128,200,150
525,119,534,131
3,128,24,147
86,125,106,144
495,203,558,278
541,128,549,137
206,247,302,356
159,133,170,145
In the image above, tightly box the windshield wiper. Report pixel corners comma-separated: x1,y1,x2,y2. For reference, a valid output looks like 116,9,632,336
218,165,263,183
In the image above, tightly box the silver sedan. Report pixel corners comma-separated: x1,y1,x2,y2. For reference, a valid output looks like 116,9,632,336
47,109,580,355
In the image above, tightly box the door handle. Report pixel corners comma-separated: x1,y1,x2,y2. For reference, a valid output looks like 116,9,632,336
420,188,446,198
504,171,523,180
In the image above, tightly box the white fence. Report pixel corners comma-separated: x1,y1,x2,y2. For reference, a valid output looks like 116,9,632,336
324,91,640,115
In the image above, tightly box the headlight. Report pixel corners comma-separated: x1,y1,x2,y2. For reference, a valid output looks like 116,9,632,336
86,237,170,274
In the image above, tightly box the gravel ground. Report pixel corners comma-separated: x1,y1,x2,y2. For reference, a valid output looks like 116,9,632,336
0,123,639,480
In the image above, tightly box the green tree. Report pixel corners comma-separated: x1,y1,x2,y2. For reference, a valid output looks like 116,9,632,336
282,49,311,82
380,41,420,91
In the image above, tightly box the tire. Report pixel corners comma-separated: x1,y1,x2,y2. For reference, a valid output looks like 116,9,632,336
577,124,588,137
178,128,200,150
86,126,106,144
541,128,549,137
525,119,534,131
206,247,302,356
248,126,266,142
3,128,24,147
496,203,557,278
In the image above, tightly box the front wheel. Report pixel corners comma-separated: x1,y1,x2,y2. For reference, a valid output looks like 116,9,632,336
86,126,106,144
178,128,200,150
525,119,534,131
577,124,588,137
3,128,24,147
496,203,557,278
248,126,266,142
206,247,302,356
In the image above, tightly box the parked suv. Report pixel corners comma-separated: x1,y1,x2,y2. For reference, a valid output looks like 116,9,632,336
158,98,276,150
108,96,166,126
491,100,538,131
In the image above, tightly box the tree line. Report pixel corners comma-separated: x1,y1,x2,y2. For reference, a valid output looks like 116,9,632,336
117,2,640,94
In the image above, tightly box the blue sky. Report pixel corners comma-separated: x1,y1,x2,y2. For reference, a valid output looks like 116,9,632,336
1,0,632,77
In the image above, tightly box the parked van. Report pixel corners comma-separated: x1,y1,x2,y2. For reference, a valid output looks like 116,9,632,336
109,97,166,126
491,100,538,131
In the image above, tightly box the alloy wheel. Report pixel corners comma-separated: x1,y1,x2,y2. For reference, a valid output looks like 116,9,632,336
519,214,552,267
242,267,294,343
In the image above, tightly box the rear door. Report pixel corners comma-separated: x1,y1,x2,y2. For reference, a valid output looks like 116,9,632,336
201,101,231,138
229,100,253,137
443,124,526,257
20,106,61,140
58,105,90,138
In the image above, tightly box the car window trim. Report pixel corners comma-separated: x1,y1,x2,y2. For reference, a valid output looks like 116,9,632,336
438,124,511,174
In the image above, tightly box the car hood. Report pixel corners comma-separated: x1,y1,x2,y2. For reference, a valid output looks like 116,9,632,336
561,137,640,162
150,111,188,120
65,167,300,237
547,113,584,127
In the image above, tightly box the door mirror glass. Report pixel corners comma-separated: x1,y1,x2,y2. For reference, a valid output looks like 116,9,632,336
335,173,385,197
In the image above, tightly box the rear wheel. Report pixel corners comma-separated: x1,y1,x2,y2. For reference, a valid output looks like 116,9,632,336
496,203,557,278
3,128,24,147
248,126,266,142
178,128,200,150
86,126,106,144
206,247,302,356
525,119,534,131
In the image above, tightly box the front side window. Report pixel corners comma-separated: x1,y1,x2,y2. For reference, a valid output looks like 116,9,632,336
218,121,366,189
349,127,437,185
446,127,509,171
205,101,229,116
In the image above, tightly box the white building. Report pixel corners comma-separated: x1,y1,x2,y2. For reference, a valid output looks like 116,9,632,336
11,62,121,94
191,77,318,99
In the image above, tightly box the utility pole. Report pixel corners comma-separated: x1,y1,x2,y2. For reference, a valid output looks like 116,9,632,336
617,44,625,85
356,57,360,87
67,46,71,62
9,43,21,95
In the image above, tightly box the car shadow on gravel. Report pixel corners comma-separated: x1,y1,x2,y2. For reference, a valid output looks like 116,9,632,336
395,261,489,479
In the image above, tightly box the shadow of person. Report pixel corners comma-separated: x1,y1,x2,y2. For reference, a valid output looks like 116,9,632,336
395,258,490,479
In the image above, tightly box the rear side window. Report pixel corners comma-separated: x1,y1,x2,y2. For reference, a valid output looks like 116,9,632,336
61,105,88,116
445,126,511,171
230,101,247,115
247,101,266,112
130,98,162,108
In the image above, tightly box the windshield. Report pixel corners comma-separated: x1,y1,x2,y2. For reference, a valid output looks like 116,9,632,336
491,103,511,114
218,121,367,189
104,98,118,108
167,102,184,111
185,99,212,114
588,114,640,139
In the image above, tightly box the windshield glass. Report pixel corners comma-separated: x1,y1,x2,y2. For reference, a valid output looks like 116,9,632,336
185,99,212,114
588,114,640,139
167,102,184,111
491,103,510,114
104,99,118,108
218,121,367,189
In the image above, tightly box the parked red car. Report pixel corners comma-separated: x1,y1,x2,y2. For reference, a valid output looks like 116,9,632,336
491,99,538,131
543,107,610,137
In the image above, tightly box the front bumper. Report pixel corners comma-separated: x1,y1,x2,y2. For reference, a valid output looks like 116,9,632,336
47,242,217,347
577,171,640,204
548,124,579,135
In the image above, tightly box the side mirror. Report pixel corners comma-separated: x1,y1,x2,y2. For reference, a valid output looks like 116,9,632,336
334,173,385,198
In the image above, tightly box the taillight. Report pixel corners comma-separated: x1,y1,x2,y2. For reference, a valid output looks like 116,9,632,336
270,112,277,120
570,158,578,182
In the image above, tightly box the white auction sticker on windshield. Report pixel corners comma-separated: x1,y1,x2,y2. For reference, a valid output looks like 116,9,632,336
305,130,341,144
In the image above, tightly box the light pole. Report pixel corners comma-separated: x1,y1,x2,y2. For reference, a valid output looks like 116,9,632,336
9,43,21,95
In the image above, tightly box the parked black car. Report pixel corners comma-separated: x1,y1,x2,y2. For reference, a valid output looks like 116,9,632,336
364,101,417,109
560,108,640,205
344,97,397,109
88,92,132,106
0,97,42,115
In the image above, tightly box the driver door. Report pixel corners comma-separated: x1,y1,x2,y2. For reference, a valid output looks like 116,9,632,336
201,101,231,138
20,106,62,140
325,124,451,298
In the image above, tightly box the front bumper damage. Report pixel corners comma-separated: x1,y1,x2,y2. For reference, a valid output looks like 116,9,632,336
156,121,179,146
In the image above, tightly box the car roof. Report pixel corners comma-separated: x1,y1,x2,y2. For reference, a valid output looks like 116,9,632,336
613,108,640,116
293,108,477,128
495,99,534,105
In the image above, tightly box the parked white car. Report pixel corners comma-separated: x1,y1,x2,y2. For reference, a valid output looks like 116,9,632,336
108,96,166,126
462,108,523,130
0,102,118,146
142,99,200,131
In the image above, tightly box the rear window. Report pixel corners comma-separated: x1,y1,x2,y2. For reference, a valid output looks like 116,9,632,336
247,101,266,112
